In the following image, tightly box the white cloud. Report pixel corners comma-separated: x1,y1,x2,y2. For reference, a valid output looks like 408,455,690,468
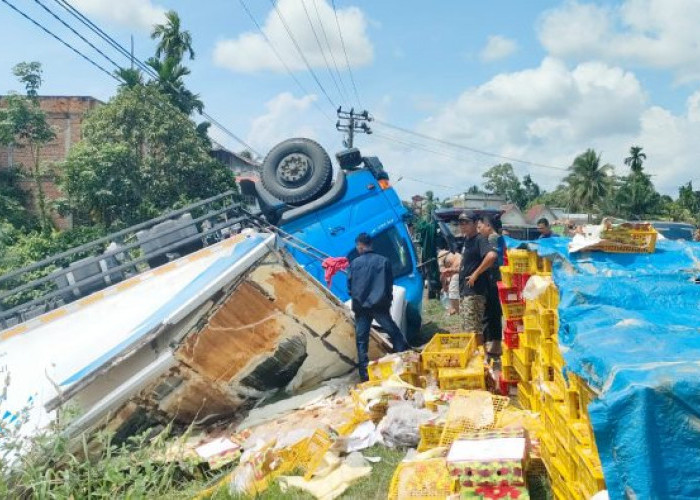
479,35,518,62
70,0,166,31
213,0,373,73
538,0,700,81
370,57,700,200
245,92,330,154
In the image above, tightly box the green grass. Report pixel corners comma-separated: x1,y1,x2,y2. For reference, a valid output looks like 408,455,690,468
171,445,406,500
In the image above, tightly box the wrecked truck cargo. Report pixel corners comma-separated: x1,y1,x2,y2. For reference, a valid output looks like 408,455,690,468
0,232,387,439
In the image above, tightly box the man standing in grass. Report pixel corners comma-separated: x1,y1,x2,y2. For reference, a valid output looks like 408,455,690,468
458,213,498,345
348,233,410,381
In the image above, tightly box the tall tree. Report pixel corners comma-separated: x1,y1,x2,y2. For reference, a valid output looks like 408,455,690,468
146,56,203,114
521,174,542,206
62,85,235,227
0,63,56,231
115,67,144,89
624,146,647,174
466,185,481,195
564,149,613,218
616,148,659,219
482,163,526,208
151,10,195,62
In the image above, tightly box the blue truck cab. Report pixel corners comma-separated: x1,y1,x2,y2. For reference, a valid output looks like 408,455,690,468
250,139,423,342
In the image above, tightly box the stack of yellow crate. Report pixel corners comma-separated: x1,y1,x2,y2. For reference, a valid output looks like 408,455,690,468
500,248,606,499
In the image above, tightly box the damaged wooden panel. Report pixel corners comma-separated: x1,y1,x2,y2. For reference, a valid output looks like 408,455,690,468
176,280,304,384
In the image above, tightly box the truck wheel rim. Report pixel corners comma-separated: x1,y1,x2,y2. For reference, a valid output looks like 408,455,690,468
277,153,314,187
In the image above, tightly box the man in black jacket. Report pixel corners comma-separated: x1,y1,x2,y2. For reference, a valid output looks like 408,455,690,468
348,233,410,381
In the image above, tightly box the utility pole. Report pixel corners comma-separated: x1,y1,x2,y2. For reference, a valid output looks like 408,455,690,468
336,107,372,148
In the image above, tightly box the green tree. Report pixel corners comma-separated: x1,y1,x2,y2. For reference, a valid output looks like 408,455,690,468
115,67,144,89
62,85,235,227
564,149,613,219
677,181,700,214
0,63,56,231
424,190,437,217
151,10,195,62
482,163,526,208
146,56,203,114
0,167,37,230
624,146,647,174
521,174,542,206
615,149,659,219
466,185,481,195
12,62,43,98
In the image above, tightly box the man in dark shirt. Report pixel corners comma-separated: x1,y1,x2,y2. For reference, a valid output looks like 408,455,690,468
458,213,498,344
348,233,409,381
479,215,504,363
537,218,554,238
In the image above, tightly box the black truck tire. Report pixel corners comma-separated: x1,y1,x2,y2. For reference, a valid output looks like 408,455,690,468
261,138,333,206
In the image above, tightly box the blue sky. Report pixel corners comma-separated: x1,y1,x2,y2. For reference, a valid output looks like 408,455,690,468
2,0,700,199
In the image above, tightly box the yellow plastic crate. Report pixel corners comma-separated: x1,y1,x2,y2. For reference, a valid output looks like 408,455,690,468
569,373,597,416
421,333,476,370
507,249,531,274
502,301,526,319
565,387,581,420
302,429,333,480
517,380,534,410
568,421,593,453
388,458,455,500
417,422,445,452
500,267,513,287
577,446,606,497
512,347,532,382
539,309,559,338
540,381,565,409
551,344,565,371
553,367,567,393
501,347,514,368
540,433,557,472
523,311,539,331
437,356,486,390
552,402,570,444
537,284,560,310
522,326,541,350
368,356,403,381
439,391,510,447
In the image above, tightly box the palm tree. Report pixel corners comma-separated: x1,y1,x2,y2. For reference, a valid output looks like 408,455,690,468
146,57,203,114
115,68,144,89
151,10,195,62
624,146,647,174
564,149,613,219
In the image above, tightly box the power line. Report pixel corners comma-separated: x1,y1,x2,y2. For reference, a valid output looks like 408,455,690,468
52,0,260,155
32,0,123,71
52,0,142,67
311,0,351,104
237,0,332,122
300,0,347,105
330,0,362,108
373,119,569,172
1,0,118,82
373,131,483,165
267,0,337,109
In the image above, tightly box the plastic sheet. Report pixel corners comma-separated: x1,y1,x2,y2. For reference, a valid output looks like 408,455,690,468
515,236,700,500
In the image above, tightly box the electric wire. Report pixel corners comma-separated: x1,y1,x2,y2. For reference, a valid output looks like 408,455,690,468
330,0,362,108
266,0,337,109
300,0,347,105
1,0,119,82
237,0,332,122
50,0,260,155
311,0,351,104
373,118,568,172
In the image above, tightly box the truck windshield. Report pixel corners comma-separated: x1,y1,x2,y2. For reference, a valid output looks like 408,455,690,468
348,226,413,278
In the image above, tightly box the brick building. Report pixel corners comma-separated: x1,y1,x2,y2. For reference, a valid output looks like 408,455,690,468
0,95,102,229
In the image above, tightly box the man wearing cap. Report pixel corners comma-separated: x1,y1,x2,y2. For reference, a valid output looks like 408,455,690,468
457,213,498,343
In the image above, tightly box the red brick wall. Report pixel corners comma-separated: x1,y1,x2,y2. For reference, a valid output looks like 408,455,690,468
0,96,101,229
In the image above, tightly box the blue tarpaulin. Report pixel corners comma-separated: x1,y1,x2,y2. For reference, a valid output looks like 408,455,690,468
509,237,700,500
